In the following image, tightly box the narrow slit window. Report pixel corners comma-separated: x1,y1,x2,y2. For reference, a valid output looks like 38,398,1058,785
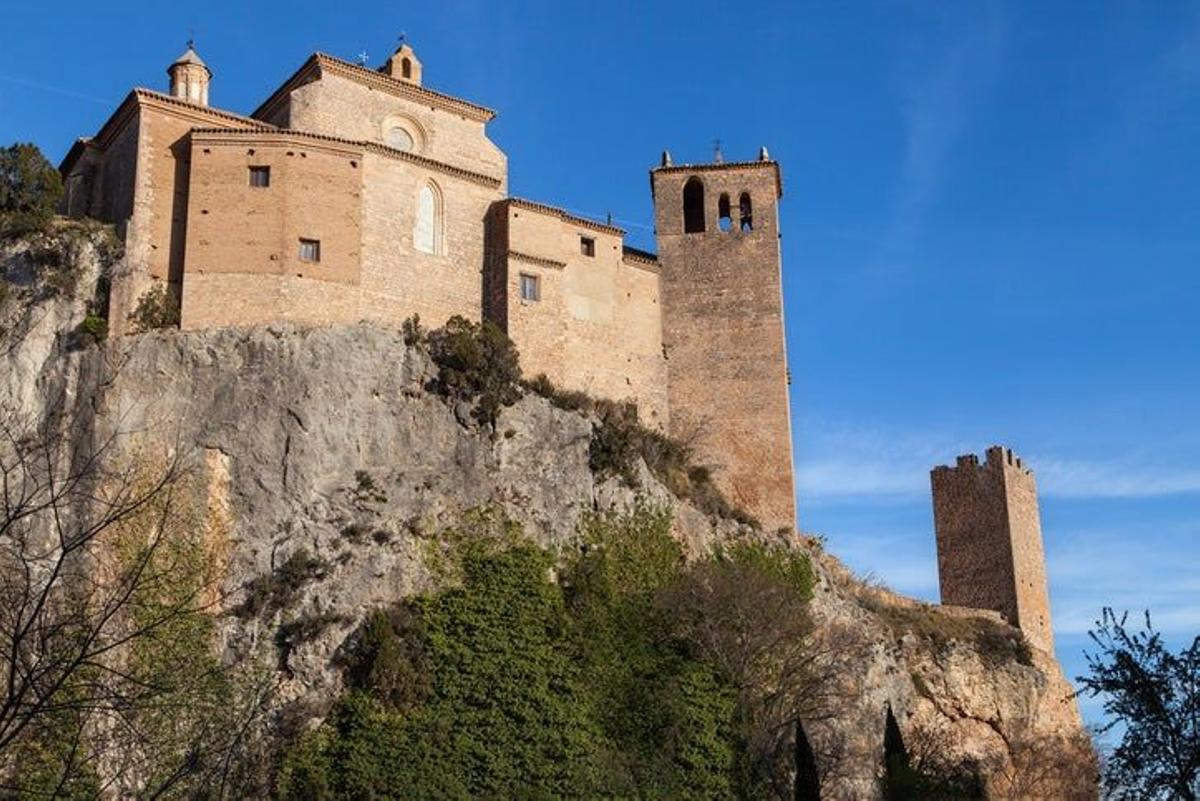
739,192,753,231
580,236,596,257
248,166,270,187
683,177,705,233
519,273,540,302
298,238,321,262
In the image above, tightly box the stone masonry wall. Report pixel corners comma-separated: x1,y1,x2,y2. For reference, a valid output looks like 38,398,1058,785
497,201,669,425
931,447,1055,654
652,162,797,532
282,71,506,186
181,131,364,328
1001,448,1055,653
357,151,500,328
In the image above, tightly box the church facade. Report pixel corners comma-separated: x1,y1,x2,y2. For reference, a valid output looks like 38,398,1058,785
60,42,798,532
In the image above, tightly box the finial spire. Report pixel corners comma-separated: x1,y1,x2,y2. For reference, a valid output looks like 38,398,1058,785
661,149,672,167
758,145,770,161
713,138,724,164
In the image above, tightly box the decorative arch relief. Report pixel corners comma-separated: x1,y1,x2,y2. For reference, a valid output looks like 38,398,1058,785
380,114,426,154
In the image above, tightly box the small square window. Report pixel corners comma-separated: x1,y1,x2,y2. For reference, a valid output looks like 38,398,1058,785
249,166,270,187
580,236,596,257
299,238,321,262
519,273,540,302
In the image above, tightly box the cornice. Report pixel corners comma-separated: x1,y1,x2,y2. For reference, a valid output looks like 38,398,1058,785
651,159,783,199
251,53,496,124
508,250,567,270
187,126,503,189
505,197,625,236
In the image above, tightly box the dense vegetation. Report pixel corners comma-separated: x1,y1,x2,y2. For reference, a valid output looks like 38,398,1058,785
0,143,62,237
276,506,815,800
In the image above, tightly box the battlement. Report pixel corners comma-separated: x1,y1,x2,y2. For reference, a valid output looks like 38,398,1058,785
931,445,1055,653
933,445,1032,476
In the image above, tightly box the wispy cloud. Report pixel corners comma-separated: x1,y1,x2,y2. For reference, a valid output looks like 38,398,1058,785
871,7,1006,274
797,418,1200,502
0,74,114,106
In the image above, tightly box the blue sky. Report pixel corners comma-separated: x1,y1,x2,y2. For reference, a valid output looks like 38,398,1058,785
3,1,1197,729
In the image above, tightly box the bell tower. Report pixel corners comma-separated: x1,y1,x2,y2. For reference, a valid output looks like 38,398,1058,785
382,41,423,86
167,40,211,107
651,148,797,532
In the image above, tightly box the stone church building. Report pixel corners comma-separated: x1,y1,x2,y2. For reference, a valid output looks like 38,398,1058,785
60,41,798,533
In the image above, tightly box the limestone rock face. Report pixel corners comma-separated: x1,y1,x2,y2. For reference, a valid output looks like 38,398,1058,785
0,229,1094,799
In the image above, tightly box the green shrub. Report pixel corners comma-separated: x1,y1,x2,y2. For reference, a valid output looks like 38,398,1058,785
238,548,330,619
427,315,521,426
78,312,107,343
0,142,63,237
277,612,345,658
400,313,425,346
277,506,794,799
350,470,387,505
127,282,180,332
526,373,760,527
342,607,431,712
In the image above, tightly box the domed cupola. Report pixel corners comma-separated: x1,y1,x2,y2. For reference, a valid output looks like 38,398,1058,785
167,40,212,106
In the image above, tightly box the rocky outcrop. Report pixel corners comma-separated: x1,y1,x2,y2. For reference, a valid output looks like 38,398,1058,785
1,228,1094,799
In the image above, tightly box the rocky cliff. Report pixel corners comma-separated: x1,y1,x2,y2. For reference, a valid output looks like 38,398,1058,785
0,225,1094,799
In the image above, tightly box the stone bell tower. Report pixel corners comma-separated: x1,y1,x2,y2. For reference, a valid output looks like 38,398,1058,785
382,41,423,85
931,446,1055,653
167,40,211,107
651,148,797,533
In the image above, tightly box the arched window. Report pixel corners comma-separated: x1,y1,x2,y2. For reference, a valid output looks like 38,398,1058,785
402,57,412,79
739,192,753,231
718,193,732,232
414,182,443,255
683,177,705,233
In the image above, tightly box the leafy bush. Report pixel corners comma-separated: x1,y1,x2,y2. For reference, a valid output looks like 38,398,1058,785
78,312,107,343
426,315,521,426
127,282,180,332
527,373,760,528
400,313,425,346
0,142,63,237
238,548,330,619
279,507,821,799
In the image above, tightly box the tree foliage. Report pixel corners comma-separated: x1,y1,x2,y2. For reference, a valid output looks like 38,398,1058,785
426,314,521,425
127,282,180,333
0,143,63,237
0,408,268,798
1078,608,1200,800
278,507,831,800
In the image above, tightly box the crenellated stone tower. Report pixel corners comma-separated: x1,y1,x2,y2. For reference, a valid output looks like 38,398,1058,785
651,149,797,533
931,446,1055,653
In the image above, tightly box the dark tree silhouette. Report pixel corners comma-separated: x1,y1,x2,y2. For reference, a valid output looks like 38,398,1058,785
1078,608,1199,800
